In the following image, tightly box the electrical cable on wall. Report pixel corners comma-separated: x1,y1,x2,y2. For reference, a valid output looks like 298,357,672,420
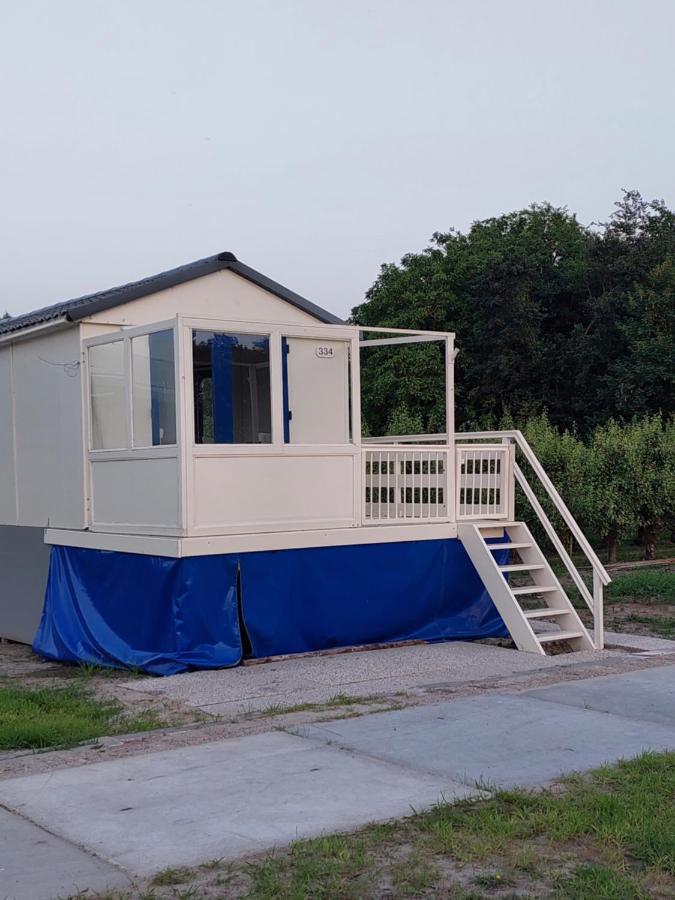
38,357,81,377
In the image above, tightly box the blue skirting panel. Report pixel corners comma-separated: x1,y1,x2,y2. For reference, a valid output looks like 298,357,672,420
33,538,508,675
33,547,242,675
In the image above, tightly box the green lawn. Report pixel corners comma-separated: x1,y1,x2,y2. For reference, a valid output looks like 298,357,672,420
606,569,675,605
0,683,165,751
97,751,675,899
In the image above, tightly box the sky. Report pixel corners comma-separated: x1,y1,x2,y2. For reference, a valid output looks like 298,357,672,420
1,0,674,321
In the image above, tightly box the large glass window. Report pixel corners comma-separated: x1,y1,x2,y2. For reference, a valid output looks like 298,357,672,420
192,331,271,444
89,341,126,450
131,330,176,447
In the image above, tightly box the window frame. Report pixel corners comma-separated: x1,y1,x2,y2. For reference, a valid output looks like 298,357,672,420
181,317,361,456
191,327,273,447
84,319,179,455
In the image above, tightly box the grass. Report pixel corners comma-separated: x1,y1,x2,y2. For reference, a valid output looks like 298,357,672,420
92,750,675,898
241,751,675,898
249,693,396,718
606,569,675,605
0,683,165,751
621,614,675,638
565,565,675,641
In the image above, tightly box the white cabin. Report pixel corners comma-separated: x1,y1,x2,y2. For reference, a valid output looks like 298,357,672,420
0,253,609,671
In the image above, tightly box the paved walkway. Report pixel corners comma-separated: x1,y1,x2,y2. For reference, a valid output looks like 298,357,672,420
116,631,675,716
1,662,674,899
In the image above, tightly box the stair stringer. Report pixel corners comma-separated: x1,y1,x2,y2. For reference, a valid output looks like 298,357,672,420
458,522,545,655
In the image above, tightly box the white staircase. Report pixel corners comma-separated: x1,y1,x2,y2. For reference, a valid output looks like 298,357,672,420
458,521,595,655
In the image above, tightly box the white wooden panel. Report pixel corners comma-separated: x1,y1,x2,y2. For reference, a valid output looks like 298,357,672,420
45,521,458,557
192,454,355,532
286,338,350,444
85,270,320,328
0,348,16,524
12,329,85,528
91,457,179,529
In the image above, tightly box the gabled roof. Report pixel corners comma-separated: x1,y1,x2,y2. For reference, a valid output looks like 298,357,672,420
0,252,344,336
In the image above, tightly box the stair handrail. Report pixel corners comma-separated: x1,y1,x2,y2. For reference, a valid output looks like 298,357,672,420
456,430,610,650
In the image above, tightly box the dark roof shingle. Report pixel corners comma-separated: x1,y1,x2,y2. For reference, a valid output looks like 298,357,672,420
0,252,343,336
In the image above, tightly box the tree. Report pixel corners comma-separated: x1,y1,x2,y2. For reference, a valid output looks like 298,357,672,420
352,192,675,437
518,413,590,554
629,415,675,560
606,260,675,419
584,421,639,563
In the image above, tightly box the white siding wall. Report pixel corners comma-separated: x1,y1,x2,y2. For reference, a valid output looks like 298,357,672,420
8,328,86,529
85,270,322,328
90,457,180,531
0,348,17,524
190,453,357,534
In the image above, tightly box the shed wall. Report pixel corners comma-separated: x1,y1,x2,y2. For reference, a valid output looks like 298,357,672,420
11,328,85,528
0,347,16,524
0,525,51,642
84,270,321,329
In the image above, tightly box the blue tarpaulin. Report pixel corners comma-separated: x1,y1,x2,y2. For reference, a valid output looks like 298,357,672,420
33,547,242,675
239,539,507,657
33,539,508,674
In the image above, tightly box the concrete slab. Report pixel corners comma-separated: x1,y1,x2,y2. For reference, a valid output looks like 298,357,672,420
523,665,675,726
292,692,675,788
0,731,471,877
603,631,675,654
0,807,130,900
120,640,614,715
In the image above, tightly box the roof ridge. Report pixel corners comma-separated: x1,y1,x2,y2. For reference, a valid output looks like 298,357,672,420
0,252,342,336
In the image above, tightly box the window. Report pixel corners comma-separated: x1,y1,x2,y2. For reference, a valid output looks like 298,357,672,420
192,331,271,444
89,341,126,450
131,330,176,447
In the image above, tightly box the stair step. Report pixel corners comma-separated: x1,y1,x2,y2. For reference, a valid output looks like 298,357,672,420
512,585,558,596
488,541,532,551
524,607,571,619
478,521,518,530
499,563,545,573
537,630,584,643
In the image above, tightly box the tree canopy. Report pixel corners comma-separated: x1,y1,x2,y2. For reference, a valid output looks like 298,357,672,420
352,191,674,436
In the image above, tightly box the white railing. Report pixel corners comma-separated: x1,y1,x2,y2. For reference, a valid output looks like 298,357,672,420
363,447,450,522
363,433,448,445
456,444,513,520
456,430,611,650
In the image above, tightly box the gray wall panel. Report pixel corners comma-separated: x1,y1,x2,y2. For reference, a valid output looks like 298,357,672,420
0,525,50,643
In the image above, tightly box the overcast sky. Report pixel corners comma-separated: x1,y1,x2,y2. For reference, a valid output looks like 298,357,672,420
1,1,674,320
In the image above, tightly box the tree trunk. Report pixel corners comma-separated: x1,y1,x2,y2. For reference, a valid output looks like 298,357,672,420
607,532,618,564
638,525,658,561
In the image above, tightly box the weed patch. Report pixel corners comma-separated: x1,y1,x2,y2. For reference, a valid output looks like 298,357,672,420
0,683,164,751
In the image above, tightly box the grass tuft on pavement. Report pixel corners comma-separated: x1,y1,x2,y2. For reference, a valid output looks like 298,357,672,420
0,683,164,751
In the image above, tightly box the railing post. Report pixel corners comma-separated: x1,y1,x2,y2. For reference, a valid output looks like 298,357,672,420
504,437,516,521
593,568,604,650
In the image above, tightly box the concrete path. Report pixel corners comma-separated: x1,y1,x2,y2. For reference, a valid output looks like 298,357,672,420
117,633,675,718
0,808,130,900
119,638,617,716
1,663,673,899
0,731,473,879
294,666,675,788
